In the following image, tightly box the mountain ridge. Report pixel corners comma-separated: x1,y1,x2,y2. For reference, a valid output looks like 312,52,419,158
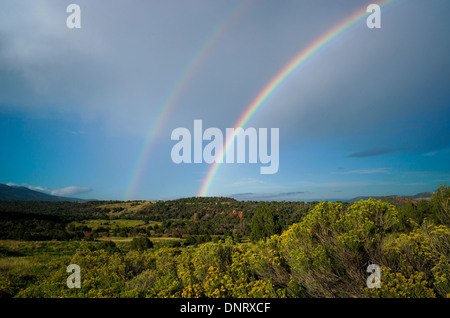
347,191,435,203
0,183,89,202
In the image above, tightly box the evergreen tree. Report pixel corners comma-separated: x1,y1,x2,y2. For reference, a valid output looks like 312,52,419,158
250,205,281,242
130,237,154,251
431,184,450,225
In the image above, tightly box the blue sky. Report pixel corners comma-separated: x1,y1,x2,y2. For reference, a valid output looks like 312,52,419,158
1,0,449,201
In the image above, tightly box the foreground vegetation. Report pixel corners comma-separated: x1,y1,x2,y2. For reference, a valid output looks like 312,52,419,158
0,185,449,298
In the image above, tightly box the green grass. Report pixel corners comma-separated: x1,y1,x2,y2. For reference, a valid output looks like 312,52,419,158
71,219,151,230
0,240,82,276
97,201,151,209
0,237,183,277
96,201,155,216
96,236,184,250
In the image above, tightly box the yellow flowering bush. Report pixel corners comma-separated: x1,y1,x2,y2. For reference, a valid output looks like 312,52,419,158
364,266,436,298
250,235,290,290
279,199,399,297
431,255,450,298
383,222,450,298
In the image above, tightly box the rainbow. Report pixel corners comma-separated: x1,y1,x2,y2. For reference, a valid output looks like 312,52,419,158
124,1,251,200
198,0,395,197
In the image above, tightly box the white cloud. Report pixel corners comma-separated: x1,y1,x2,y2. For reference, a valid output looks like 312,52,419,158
49,186,92,197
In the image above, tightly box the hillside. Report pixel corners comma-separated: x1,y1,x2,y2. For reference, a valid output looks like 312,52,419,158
348,191,435,203
0,183,87,202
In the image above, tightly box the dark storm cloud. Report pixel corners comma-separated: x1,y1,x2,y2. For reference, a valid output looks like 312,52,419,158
2,0,449,144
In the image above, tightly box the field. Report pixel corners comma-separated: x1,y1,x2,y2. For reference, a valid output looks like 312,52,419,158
0,186,449,298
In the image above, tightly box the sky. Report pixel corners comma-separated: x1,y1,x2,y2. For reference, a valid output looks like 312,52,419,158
1,0,449,201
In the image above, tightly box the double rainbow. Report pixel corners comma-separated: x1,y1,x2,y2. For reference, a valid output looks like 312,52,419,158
125,1,251,200
198,0,395,197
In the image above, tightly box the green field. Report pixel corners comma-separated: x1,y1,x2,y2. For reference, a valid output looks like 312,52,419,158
0,240,80,272
72,219,151,230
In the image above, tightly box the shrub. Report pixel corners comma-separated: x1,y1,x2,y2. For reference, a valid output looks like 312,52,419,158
130,237,153,251
280,199,399,297
250,205,281,242
431,184,450,226
383,222,450,297
364,266,436,298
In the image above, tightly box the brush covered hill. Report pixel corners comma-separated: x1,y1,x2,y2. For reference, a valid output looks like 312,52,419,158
348,191,435,205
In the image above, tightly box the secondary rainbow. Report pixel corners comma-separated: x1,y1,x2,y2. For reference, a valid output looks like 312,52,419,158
124,1,251,200
198,0,395,197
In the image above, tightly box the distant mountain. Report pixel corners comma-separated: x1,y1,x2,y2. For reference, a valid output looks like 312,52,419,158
0,184,88,202
348,191,435,203
410,192,436,200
